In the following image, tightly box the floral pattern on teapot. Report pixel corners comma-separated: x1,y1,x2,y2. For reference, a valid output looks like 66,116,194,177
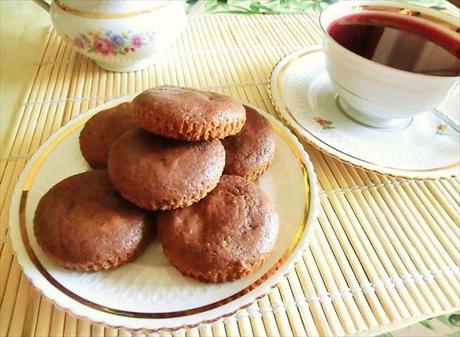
69,30,156,56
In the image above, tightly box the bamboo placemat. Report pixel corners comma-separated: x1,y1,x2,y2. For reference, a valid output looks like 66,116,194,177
1,13,459,337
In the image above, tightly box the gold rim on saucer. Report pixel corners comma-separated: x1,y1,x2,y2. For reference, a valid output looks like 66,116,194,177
269,46,460,179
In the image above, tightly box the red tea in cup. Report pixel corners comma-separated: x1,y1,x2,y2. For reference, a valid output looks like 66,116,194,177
327,12,460,76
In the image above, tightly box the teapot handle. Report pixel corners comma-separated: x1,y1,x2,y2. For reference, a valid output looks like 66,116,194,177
32,0,51,12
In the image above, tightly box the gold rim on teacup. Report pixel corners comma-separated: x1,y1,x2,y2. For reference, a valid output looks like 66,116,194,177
351,5,460,33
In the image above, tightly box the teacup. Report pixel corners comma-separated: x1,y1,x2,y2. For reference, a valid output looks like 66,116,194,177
320,1,460,129
33,0,187,72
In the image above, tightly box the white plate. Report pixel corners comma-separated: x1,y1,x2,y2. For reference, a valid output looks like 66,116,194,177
270,46,460,178
8,97,319,332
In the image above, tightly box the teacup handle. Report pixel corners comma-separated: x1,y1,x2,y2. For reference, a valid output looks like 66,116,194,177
32,0,51,12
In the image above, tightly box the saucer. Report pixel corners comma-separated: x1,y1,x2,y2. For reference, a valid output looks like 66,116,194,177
269,46,460,178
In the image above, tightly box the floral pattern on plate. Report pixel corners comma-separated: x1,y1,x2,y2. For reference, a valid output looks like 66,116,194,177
436,124,449,135
314,117,335,130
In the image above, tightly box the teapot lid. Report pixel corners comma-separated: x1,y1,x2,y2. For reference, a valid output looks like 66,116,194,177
56,0,171,16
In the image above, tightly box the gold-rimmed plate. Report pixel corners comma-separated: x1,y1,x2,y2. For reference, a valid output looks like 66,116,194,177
8,97,319,332
270,46,460,179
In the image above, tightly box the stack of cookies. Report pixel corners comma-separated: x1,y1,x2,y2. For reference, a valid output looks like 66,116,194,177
34,86,280,283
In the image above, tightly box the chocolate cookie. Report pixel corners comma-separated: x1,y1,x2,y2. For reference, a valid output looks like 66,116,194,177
79,102,135,168
157,175,279,283
132,86,246,141
108,128,226,210
222,106,275,181
34,170,152,272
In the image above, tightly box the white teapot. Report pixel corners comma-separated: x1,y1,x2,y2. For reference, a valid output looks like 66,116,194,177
33,0,187,72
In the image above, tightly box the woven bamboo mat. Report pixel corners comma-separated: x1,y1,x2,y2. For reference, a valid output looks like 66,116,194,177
1,13,459,337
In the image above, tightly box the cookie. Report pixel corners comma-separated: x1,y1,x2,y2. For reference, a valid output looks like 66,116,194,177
157,175,279,283
79,102,135,168
222,106,275,181
34,170,152,272
132,86,246,141
108,128,226,210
